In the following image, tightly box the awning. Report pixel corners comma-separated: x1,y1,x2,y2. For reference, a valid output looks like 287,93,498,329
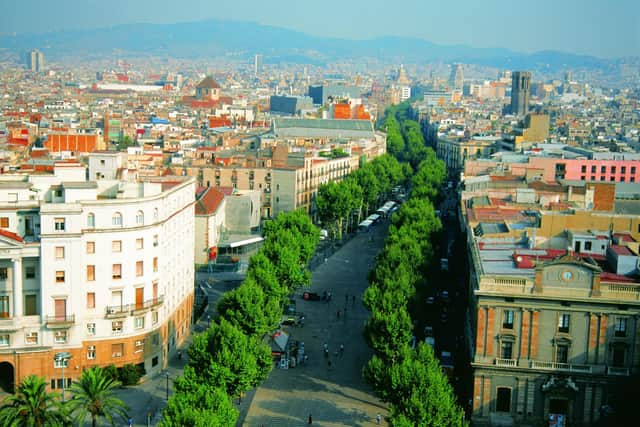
221,236,264,249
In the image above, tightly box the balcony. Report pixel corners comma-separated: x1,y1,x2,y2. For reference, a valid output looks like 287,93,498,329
131,296,164,314
105,304,131,318
45,314,75,328
530,360,592,373
0,316,19,332
495,358,517,367
607,366,630,376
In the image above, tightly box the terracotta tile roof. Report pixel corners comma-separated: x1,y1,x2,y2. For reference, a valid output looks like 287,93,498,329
195,187,225,215
196,76,221,89
0,229,24,243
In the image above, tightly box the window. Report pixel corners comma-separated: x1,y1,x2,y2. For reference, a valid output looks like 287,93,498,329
600,176,605,181
86,265,95,281
0,334,9,346
0,296,8,318
25,266,36,279
54,330,67,344
111,343,124,358
153,235,158,247
632,166,636,174
135,316,145,329
612,345,626,367
54,218,65,231
112,264,122,280
601,166,606,174
24,295,37,315
152,311,159,325
25,331,38,344
136,211,144,225
53,353,70,367
153,257,158,272
112,321,123,334
585,241,592,251
112,212,123,227
581,165,586,173
55,246,65,259
611,166,616,174
136,238,144,250
558,314,570,333
501,341,513,359
621,166,626,174
86,292,95,309
153,208,159,222
87,345,96,360
112,240,122,252
610,176,616,182
615,318,628,337
87,322,96,335
87,213,95,228
0,268,7,280
502,310,514,329
591,165,596,173
55,271,65,283
86,241,95,254
590,176,595,181
136,261,143,277
0,217,8,228
580,176,585,181
135,339,144,353
496,387,511,413
151,333,160,347
556,344,569,363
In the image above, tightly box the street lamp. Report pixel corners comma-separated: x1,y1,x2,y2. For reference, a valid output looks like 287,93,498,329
54,352,72,402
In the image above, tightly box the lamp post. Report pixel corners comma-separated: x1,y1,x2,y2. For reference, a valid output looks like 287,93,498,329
54,352,72,402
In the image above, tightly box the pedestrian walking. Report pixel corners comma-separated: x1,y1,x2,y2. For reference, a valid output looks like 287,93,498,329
376,413,381,424
336,309,340,319
328,359,332,369
345,293,349,304
309,414,313,424
324,348,329,358
340,343,344,354
352,294,356,306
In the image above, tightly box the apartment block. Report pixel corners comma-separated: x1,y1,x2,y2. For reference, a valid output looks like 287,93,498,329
0,163,195,392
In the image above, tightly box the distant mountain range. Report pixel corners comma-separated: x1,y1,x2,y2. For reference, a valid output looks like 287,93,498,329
0,19,631,72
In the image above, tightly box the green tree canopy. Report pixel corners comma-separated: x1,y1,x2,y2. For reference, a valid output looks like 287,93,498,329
160,367,238,427
0,375,67,427
187,318,272,398
67,366,129,427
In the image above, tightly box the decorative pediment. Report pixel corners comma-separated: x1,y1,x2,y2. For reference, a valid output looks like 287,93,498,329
536,261,599,290
541,376,579,393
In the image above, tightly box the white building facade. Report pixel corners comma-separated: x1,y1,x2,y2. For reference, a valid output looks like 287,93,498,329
0,163,195,392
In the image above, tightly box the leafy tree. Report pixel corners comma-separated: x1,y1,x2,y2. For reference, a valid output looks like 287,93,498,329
0,375,67,427
188,318,272,398
261,230,311,291
363,306,413,362
160,367,238,427
315,181,358,240
67,366,129,427
217,277,282,337
245,252,288,302
352,166,380,216
117,363,144,386
262,209,319,262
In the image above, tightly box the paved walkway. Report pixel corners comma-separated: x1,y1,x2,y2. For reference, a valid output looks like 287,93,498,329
242,224,390,426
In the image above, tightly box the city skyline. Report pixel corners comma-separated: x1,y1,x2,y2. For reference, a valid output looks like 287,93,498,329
1,0,638,59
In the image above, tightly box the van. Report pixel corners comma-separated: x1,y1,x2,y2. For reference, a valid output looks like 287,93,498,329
440,258,449,272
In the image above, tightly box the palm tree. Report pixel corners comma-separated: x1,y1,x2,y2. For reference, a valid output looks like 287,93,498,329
0,374,67,427
67,366,129,427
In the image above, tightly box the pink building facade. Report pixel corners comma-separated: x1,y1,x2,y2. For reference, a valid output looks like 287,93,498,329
465,157,640,183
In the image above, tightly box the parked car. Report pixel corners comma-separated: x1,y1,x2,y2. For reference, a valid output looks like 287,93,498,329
426,296,435,305
440,290,450,301
302,291,321,301
440,351,455,378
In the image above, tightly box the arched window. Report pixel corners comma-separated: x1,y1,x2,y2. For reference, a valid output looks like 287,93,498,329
153,208,159,222
136,210,144,225
112,212,123,227
87,213,95,228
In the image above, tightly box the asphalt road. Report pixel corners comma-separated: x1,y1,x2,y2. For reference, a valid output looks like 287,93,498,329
242,223,390,427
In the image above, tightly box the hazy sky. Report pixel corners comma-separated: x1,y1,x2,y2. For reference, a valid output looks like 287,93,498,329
2,0,638,58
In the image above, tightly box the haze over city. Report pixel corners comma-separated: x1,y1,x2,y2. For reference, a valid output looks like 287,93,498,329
1,0,639,58
0,1,638,427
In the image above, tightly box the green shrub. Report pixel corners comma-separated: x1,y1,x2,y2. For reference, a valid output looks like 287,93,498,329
118,363,143,386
